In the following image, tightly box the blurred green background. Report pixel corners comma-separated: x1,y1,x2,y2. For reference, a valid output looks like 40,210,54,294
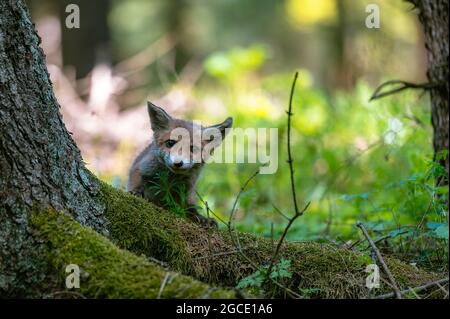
28,0,448,271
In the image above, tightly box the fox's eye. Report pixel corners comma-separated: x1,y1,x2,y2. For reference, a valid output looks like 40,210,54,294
165,139,177,148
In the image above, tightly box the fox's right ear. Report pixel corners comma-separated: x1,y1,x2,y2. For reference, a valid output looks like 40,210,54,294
147,101,172,131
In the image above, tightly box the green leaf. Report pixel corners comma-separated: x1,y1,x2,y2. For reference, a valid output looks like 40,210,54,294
434,224,449,240
426,221,444,230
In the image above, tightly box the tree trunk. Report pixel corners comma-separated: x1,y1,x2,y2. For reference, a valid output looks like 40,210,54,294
0,0,108,295
0,0,443,298
0,0,232,298
412,0,449,185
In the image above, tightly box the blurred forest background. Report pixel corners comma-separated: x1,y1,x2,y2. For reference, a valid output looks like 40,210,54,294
28,0,448,272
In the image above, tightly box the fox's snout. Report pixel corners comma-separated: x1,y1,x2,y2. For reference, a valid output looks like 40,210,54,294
163,152,195,172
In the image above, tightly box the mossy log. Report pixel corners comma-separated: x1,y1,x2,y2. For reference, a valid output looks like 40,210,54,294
98,181,442,299
29,210,236,299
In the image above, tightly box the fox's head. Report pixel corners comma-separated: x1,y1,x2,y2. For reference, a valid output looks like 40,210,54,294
147,101,232,174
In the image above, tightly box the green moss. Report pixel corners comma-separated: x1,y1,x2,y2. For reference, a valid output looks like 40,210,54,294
99,181,195,273
30,210,235,298
98,182,443,298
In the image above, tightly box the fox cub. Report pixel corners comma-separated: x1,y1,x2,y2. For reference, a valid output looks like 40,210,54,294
127,102,232,227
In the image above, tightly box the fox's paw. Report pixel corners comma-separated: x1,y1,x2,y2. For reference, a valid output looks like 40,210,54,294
187,208,218,229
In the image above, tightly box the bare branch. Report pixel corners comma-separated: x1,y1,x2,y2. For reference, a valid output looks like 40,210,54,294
356,221,402,299
270,202,310,268
263,72,311,284
369,80,439,101
286,72,301,215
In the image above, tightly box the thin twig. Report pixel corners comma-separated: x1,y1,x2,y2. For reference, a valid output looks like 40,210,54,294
265,72,310,280
369,80,439,101
193,245,257,260
205,200,213,259
225,173,302,298
269,203,311,269
270,222,274,251
195,191,227,226
148,256,168,268
357,221,402,299
157,273,171,299
408,287,422,299
228,170,259,251
228,170,260,230
272,204,290,220
230,240,304,299
374,278,449,299
436,282,449,297
286,71,300,215
53,291,87,299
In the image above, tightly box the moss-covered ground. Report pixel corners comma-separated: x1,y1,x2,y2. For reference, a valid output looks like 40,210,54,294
30,210,236,298
99,181,443,298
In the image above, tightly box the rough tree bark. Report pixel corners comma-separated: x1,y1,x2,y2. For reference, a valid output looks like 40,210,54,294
0,0,444,299
0,0,107,294
0,0,233,298
412,0,449,184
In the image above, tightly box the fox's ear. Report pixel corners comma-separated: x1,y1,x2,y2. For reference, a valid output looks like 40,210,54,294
147,101,172,131
205,117,233,140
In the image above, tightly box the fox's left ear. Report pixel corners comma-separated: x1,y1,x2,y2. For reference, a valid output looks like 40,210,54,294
205,117,233,139
147,101,172,131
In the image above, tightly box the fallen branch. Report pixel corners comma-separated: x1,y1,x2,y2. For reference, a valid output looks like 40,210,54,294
356,221,402,299
374,278,449,299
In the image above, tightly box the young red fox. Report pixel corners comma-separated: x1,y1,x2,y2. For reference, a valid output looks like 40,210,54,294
127,102,232,227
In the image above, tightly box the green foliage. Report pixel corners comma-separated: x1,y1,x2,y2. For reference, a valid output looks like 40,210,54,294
298,288,322,299
190,56,447,273
145,171,189,217
236,258,292,290
204,45,269,81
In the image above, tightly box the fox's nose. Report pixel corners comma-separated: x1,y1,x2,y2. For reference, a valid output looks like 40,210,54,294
174,161,183,168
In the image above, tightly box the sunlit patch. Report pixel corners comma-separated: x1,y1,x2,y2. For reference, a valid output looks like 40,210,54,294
285,0,337,28
294,102,327,135
236,91,281,119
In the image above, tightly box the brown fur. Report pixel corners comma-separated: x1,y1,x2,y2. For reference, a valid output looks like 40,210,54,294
127,102,232,227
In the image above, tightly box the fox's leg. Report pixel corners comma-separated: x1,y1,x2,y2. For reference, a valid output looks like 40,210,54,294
186,207,218,228
127,166,144,197
186,195,217,228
